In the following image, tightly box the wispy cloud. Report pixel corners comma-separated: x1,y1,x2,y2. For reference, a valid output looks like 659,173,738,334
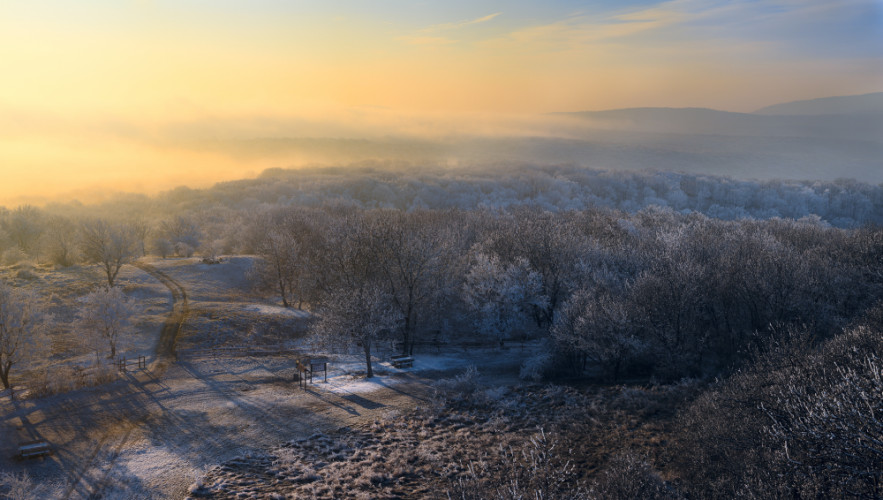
474,2,688,53
398,12,502,46
479,0,879,57
422,12,502,33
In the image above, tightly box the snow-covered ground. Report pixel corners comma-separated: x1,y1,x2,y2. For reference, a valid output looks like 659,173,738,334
239,303,311,318
0,256,539,499
0,262,172,374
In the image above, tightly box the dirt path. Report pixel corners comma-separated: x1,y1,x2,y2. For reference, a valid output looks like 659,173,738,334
2,357,434,498
53,262,191,498
57,262,191,498
1,259,436,498
133,262,188,360
2,259,527,498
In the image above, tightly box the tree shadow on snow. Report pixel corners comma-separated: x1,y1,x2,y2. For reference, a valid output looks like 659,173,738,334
340,393,385,410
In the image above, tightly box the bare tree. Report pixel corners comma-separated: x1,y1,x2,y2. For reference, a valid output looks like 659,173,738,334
314,283,401,378
552,287,642,381
76,286,137,360
372,210,451,355
0,281,45,390
462,252,547,343
81,220,137,287
249,208,315,308
42,215,79,267
1,205,44,255
130,218,151,257
312,213,401,378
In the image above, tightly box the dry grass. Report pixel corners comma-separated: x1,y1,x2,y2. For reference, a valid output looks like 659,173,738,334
0,262,166,394
25,362,121,399
0,471,63,500
190,375,700,499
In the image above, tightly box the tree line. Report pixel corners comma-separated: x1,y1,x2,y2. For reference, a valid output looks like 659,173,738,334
244,204,881,381
246,203,882,497
3,197,880,383
2,178,881,495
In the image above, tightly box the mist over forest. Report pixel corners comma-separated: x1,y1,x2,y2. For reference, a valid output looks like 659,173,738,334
2,0,882,495
1,92,882,500
158,92,883,185
25,162,883,231
3,92,881,207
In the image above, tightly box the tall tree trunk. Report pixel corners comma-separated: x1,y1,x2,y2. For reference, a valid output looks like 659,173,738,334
0,362,10,390
403,306,414,356
363,341,373,378
105,264,116,287
275,258,289,307
278,276,289,308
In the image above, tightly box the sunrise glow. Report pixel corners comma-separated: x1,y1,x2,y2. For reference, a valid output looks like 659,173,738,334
1,0,880,204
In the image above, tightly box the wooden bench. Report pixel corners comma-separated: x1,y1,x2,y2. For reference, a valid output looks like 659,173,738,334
18,440,50,459
390,355,414,369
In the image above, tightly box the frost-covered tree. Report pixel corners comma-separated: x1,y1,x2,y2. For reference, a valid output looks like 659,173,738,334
313,284,401,378
552,288,643,381
42,215,79,267
312,213,402,377
0,282,45,390
249,208,319,309
152,237,174,259
462,253,547,342
130,218,151,257
158,215,201,256
1,205,44,255
81,219,137,287
77,286,137,360
502,208,587,325
372,210,452,355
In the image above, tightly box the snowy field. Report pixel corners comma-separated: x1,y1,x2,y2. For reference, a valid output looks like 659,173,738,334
0,262,171,374
0,257,537,499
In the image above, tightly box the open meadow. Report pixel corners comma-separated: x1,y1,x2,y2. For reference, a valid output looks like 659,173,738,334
0,257,538,499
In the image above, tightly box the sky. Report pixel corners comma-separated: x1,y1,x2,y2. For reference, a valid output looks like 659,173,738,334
0,0,881,205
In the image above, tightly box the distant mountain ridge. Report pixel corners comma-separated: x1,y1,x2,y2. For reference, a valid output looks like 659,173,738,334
754,92,883,116
560,92,883,142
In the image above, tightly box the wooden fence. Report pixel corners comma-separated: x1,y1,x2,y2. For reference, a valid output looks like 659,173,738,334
115,355,147,373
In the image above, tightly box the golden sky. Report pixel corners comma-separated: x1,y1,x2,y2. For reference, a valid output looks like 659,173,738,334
1,0,880,205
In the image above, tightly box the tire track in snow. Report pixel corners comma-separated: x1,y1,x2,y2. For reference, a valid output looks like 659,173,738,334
61,262,189,498
133,262,189,360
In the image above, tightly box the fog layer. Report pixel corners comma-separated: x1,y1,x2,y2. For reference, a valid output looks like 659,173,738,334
2,92,881,206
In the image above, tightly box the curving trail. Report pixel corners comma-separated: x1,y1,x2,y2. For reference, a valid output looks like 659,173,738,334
133,262,188,360
61,262,189,499
4,259,434,499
